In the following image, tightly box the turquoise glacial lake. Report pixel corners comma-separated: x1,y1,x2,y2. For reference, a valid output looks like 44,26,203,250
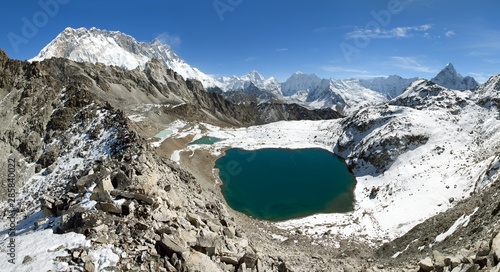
154,129,173,138
214,148,356,221
188,136,223,145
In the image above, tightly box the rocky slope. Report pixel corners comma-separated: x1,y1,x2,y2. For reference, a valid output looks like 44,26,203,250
0,49,348,271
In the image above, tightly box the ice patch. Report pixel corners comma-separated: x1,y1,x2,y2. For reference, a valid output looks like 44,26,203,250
434,207,479,243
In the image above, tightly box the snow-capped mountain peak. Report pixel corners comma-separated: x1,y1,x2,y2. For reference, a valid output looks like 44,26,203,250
359,75,419,99
30,27,220,88
431,63,479,90
217,70,281,95
281,72,322,96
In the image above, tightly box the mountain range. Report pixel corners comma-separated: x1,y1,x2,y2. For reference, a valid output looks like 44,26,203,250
2,26,499,271
31,27,480,114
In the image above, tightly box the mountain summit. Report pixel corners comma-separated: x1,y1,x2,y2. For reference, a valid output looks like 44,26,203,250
431,63,479,90
30,27,219,88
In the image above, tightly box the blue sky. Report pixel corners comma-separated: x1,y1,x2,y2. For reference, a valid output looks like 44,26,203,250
1,0,499,82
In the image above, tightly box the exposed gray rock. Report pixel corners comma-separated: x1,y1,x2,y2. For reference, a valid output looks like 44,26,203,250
492,231,500,265
96,175,114,191
475,240,490,257
239,252,258,269
156,234,188,257
22,255,34,265
433,250,446,268
445,256,463,269
111,170,131,190
96,202,122,214
220,255,239,266
184,251,222,272
84,260,96,272
121,199,136,216
450,263,479,272
418,257,434,272
278,262,295,272
90,188,112,202
76,174,98,193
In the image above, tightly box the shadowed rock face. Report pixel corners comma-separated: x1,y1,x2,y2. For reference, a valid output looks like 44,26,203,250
431,63,479,90
29,55,342,127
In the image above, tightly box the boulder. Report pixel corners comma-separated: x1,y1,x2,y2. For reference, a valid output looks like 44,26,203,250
121,199,136,216
97,175,114,191
238,252,258,269
111,170,131,190
178,229,197,246
84,260,96,272
90,188,112,202
58,206,109,234
186,213,203,228
184,251,222,272
445,256,462,269
76,174,98,193
418,257,434,272
166,189,183,208
110,190,154,205
278,262,294,272
220,255,239,266
492,231,500,264
475,240,490,257
433,250,446,268
152,207,174,222
96,202,122,214
472,257,488,269
41,195,57,217
195,230,221,257
223,226,236,239
156,235,187,257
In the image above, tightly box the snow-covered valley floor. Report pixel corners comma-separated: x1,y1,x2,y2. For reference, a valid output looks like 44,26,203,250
158,82,500,246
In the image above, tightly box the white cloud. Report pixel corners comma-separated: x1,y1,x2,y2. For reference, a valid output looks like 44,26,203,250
245,56,256,62
445,30,456,38
483,58,500,64
320,66,387,78
390,56,436,73
468,51,489,57
155,33,181,47
321,66,369,74
276,48,288,52
314,25,352,33
346,24,432,39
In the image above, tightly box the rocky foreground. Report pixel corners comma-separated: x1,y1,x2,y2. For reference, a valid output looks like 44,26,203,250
0,49,499,271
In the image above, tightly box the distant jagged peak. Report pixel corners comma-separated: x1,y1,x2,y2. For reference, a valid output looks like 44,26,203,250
480,74,500,92
289,71,321,79
244,70,265,81
217,70,280,94
281,72,323,96
431,63,479,90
